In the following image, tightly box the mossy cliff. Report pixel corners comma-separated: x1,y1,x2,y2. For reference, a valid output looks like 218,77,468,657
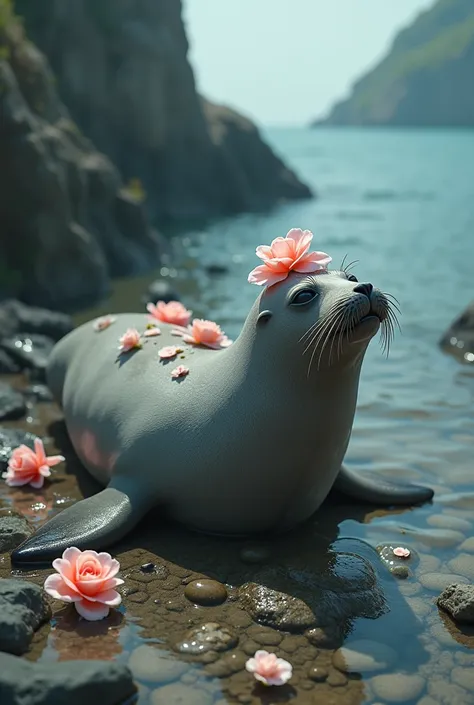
317,0,474,127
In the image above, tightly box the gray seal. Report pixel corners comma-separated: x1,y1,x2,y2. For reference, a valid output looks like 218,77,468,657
12,271,433,564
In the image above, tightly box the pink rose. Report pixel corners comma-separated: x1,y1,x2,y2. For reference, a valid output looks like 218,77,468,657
172,319,232,350
44,547,124,621
248,228,332,287
147,300,192,327
2,438,64,489
118,328,142,353
171,365,189,379
393,546,411,559
245,650,293,686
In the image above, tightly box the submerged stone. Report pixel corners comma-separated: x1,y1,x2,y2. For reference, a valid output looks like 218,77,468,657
184,579,228,606
175,623,237,655
239,582,316,632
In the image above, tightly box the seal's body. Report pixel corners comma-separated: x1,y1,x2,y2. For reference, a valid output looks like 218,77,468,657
12,271,433,563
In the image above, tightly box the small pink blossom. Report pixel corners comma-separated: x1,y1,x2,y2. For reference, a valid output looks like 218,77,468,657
171,365,189,379
2,438,65,489
93,315,117,332
158,345,182,359
147,300,192,327
245,650,292,686
143,327,161,337
393,546,411,559
172,319,232,350
118,328,142,353
44,547,123,621
248,228,332,287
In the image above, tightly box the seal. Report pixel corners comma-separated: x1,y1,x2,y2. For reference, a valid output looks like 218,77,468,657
11,267,433,564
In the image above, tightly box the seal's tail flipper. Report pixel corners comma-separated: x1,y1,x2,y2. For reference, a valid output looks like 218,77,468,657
334,465,434,506
11,487,144,566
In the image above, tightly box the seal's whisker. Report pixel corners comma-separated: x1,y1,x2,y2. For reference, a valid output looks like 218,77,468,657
343,259,359,274
317,307,347,371
304,301,346,355
301,301,346,349
340,254,349,271
306,306,346,376
382,292,401,313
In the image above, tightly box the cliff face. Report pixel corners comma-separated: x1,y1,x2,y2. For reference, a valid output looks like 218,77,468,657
317,0,474,127
17,0,311,222
0,0,163,310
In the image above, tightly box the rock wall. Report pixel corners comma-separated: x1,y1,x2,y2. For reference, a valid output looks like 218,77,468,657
0,1,164,310
16,0,312,223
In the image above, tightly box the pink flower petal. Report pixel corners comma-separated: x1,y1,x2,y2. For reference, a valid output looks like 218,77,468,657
248,265,289,287
393,546,411,558
144,327,161,337
286,227,313,256
90,588,122,607
44,574,81,602
33,438,47,465
270,237,293,259
45,455,65,468
74,599,110,621
29,476,45,489
171,365,189,379
255,245,274,260
158,346,180,359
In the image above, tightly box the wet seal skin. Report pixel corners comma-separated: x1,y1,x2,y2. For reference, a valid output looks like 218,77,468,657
11,270,433,564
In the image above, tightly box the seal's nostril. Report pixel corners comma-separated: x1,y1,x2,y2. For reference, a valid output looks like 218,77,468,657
354,282,373,298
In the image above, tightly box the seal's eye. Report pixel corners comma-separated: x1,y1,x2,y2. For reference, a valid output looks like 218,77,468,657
291,289,317,306
347,274,358,283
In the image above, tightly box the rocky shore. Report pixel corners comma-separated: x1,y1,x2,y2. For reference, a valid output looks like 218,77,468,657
2,299,474,705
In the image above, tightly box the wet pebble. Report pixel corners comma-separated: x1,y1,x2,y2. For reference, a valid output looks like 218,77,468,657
279,636,301,653
411,527,465,548
241,640,260,656
371,674,425,702
204,652,247,678
239,582,315,631
306,626,342,650
246,626,282,646
184,579,228,606
239,545,270,564
332,639,397,674
430,623,457,648
377,544,416,578
416,697,439,705
427,514,471,533
419,572,469,592
437,583,474,624
128,645,189,684
1,334,54,380
0,511,33,553
308,665,328,682
451,667,474,692
417,554,441,573
175,623,237,655
327,670,348,687
24,384,53,403
459,537,474,553
140,562,156,573
406,597,432,618
0,383,26,421
448,554,474,580
151,683,212,705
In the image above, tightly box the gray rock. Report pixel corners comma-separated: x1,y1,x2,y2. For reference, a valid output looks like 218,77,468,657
440,301,474,364
0,335,54,381
0,651,137,705
0,383,26,421
239,582,316,632
0,579,51,655
0,350,20,374
0,300,73,342
0,428,38,473
128,644,189,684
151,682,212,705
0,512,33,553
437,583,474,623
24,384,54,403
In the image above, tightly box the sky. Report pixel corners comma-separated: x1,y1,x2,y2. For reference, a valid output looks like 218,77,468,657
184,0,435,126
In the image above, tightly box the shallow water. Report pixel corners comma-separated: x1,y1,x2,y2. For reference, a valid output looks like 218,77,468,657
2,127,474,704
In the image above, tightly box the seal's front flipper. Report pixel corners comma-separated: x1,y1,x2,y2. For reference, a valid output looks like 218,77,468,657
11,487,145,566
334,464,434,506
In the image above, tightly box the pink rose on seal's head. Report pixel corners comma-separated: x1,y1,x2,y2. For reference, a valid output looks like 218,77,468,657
248,228,332,287
172,319,232,350
44,547,124,621
245,650,293,686
2,438,65,489
147,300,192,327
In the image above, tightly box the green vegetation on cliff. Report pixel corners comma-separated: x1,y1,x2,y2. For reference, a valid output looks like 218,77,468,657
317,0,474,126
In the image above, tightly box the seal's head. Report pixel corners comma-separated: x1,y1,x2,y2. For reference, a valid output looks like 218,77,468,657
256,269,397,370
246,228,398,373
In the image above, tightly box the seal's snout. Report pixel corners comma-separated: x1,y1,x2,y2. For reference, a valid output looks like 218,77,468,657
353,282,373,298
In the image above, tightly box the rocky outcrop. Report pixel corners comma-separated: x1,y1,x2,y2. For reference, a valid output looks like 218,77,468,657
0,1,164,310
316,0,474,127
16,0,312,223
440,301,474,363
